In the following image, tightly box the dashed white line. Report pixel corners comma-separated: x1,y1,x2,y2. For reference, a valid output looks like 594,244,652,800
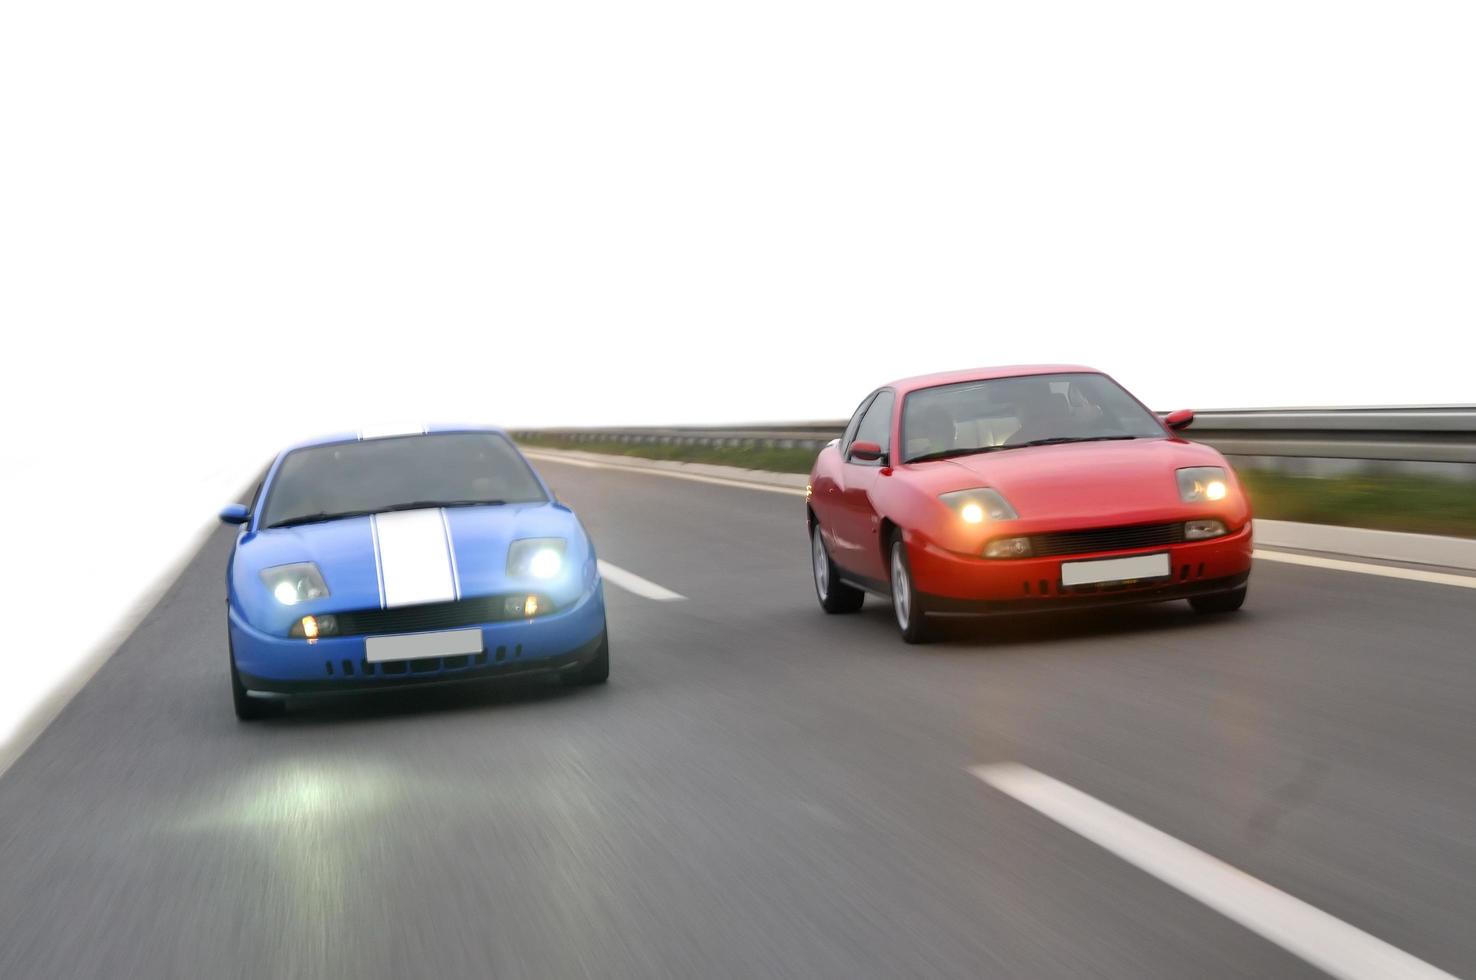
597,560,686,601
971,763,1458,980
1255,549,1476,590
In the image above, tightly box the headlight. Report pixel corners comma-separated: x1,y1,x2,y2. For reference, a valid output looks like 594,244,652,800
507,538,567,579
261,563,329,605
940,488,1018,524
1185,519,1228,540
1177,467,1229,503
984,536,1033,558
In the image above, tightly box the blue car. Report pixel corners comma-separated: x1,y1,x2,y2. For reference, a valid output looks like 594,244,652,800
219,425,608,719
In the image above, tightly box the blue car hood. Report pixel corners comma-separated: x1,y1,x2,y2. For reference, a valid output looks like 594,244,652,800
229,502,595,633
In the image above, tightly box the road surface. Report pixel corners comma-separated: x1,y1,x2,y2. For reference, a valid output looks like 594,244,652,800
1,456,1473,978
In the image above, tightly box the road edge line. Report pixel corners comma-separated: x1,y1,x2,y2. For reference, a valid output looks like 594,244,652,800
1254,549,1476,589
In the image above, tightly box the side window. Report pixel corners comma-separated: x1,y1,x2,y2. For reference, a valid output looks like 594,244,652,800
841,393,876,452
849,389,896,462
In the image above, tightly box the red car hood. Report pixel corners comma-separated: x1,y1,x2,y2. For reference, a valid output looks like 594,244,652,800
910,438,1231,528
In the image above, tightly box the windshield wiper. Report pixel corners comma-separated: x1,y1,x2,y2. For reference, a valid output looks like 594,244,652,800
905,446,1014,464
265,500,509,529
1015,435,1140,448
383,499,509,511
266,509,378,529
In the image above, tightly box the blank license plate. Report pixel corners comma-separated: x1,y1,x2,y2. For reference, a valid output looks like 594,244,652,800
1061,552,1171,587
364,628,484,663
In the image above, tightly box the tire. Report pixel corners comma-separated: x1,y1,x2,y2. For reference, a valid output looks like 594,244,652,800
889,533,934,644
1189,585,1248,614
563,629,610,686
812,524,864,614
230,639,279,721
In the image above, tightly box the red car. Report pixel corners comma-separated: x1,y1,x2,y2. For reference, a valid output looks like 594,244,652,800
807,366,1252,642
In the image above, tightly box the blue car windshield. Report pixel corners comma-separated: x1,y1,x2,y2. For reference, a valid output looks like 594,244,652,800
260,432,547,529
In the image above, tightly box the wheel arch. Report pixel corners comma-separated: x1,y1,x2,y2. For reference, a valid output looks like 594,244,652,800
879,516,900,579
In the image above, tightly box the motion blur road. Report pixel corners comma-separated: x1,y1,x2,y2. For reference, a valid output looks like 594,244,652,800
2,456,1474,979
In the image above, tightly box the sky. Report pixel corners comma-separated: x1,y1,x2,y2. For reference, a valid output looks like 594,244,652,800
0,2,1473,743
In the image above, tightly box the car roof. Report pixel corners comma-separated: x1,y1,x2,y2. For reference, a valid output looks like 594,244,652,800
883,364,1105,396
280,423,510,454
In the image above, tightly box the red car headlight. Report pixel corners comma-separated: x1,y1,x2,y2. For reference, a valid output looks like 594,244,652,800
940,488,1018,524
1177,467,1229,503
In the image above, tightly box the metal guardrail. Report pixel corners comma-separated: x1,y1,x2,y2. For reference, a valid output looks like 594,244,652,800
512,407,1476,473
1180,408,1476,465
512,423,846,453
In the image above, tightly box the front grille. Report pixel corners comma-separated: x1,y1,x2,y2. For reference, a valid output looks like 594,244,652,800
1029,522,1184,558
333,595,551,637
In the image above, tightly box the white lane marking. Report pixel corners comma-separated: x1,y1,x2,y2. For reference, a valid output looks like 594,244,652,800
1255,549,1476,590
971,763,1458,980
597,560,686,601
374,509,458,607
522,450,806,497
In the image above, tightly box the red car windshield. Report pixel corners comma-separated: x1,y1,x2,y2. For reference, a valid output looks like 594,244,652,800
900,373,1165,463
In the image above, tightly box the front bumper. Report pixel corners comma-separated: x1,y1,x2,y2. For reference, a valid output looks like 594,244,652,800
908,523,1253,612
230,584,606,694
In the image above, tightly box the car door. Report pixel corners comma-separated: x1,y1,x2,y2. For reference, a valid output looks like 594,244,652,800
813,393,874,555
833,388,895,583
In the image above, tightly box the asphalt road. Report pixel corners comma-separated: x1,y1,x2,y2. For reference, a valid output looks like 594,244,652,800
2,457,1474,979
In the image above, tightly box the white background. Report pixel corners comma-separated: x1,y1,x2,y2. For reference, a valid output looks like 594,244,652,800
2,1,1473,743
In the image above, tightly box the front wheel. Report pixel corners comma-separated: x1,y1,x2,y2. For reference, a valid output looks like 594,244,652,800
1189,585,1248,614
812,524,864,613
890,535,934,644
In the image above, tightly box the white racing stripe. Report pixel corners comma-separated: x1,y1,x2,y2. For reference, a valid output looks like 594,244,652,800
597,560,686,601
438,507,462,600
971,763,1458,980
1255,549,1476,590
373,509,458,607
368,508,386,607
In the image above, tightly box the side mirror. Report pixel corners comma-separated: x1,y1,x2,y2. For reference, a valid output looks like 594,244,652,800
1164,409,1195,431
849,440,884,462
219,503,250,525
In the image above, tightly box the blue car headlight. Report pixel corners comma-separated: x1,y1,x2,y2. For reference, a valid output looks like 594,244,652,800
260,562,329,605
507,538,567,580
